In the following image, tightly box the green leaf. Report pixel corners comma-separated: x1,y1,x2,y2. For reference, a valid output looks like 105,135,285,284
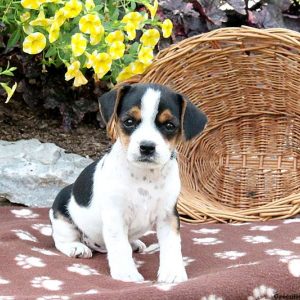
45,46,57,58
7,28,21,49
129,42,139,55
130,2,136,10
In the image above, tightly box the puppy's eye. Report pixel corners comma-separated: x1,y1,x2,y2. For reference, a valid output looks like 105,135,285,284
165,121,176,131
123,118,135,127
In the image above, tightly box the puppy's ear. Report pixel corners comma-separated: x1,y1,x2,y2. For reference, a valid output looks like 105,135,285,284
179,94,207,141
98,85,131,125
98,85,131,139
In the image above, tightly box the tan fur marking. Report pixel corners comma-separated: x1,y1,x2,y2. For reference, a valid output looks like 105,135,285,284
158,109,173,124
128,106,141,121
116,121,130,149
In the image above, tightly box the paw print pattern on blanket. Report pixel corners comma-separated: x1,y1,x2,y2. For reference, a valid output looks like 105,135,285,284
0,276,10,285
250,225,278,232
265,249,294,257
31,247,58,256
143,243,160,254
288,259,300,277
31,224,52,236
11,230,38,242
31,276,63,291
242,236,271,244
201,295,223,300
191,228,221,234
11,208,39,219
36,296,70,300
73,289,99,296
214,251,246,260
67,264,100,276
193,237,223,245
153,282,177,291
183,256,195,267
292,237,300,244
283,218,300,224
247,284,275,300
15,254,46,269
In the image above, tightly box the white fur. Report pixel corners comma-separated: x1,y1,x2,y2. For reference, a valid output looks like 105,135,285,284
50,87,187,283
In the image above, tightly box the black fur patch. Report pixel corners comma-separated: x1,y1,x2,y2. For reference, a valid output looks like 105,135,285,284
52,184,73,219
174,204,180,232
72,160,99,207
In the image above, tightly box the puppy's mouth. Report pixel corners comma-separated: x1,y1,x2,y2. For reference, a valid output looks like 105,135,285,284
137,156,157,164
130,154,161,168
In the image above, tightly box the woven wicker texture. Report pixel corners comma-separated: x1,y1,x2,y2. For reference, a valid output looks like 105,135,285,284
124,26,300,223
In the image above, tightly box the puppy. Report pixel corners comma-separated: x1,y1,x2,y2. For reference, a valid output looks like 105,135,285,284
49,83,207,283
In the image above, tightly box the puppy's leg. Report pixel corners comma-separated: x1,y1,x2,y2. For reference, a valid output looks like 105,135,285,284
156,211,187,283
102,212,144,282
49,209,92,259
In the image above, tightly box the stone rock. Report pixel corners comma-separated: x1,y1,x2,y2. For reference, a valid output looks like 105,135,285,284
0,139,94,207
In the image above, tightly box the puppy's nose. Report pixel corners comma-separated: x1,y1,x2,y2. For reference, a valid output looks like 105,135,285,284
140,141,156,156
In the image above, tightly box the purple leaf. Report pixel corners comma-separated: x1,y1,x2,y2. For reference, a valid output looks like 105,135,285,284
197,0,228,25
251,4,285,28
226,0,246,15
270,0,292,11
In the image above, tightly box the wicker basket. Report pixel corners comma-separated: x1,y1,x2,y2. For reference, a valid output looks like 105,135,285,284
125,26,300,223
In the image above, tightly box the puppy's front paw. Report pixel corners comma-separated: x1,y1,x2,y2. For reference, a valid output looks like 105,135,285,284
158,265,188,284
56,242,93,259
131,240,146,253
111,268,144,282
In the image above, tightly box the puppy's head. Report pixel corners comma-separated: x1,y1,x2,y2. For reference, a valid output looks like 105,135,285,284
99,83,207,168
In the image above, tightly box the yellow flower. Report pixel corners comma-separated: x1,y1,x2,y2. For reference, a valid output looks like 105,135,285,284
65,61,88,87
73,71,88,87
79,14,101,34
129,61,148,75
49,22,60,43
161,19,173,38
54,8,66,27
86,51,112,78
124,22,136,41
93,53,112,77
30,10,52,27
138,46,153,65
20,12,31,22
71,33,87,57
145,0,158,19
105,30,124,45
85,0,95,10
85,50,97,68
108,41,125,60
121,12,143,28
21,0,41,10
0,82,17,103
140,29,160,48
90,25,104,45
23,32,46,54
63,0,83,19
116,65,134,82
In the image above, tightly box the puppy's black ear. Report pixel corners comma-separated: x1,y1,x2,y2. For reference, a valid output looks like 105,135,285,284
179,95,207,141
98,85,131,125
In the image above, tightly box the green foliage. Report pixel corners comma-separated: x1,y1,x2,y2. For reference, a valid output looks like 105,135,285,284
0,63,17,103
0,0,173,86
